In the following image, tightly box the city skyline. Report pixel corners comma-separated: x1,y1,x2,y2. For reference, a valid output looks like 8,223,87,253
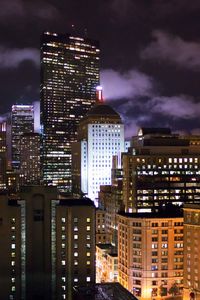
0,0,200,136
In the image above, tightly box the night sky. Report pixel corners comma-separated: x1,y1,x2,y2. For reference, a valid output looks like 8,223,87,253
1,0,200,137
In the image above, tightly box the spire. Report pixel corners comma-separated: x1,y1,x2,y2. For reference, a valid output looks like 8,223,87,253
96,86,103,104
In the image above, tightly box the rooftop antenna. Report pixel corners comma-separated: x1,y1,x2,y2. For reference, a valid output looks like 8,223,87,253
71,24,76,34
96,86,103,104
84,28,88,38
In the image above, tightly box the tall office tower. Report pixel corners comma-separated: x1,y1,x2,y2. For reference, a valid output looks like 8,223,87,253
72,102,124,203
118,210,184,300
55,198,95,300
11,105,34,170
122,128,200,213
40,31,100,192
0,122,7,190
183,204,200,300
19,133,41,186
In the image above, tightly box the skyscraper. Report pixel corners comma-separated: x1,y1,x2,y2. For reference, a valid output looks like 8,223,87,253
40,31,100,192
0,122,7,190
11,105,34,170
72,100,124,203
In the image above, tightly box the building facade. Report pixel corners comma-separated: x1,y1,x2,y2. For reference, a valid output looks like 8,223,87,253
183,204,200,300
40,31,100,191
118,211,184,300
11,105,34,170
122,128,200,212
96,244,118,283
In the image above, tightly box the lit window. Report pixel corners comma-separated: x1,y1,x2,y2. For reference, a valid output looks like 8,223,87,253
86,252,90,257
87,261,90,265
62,260,66,265
87,226,90,231
62,218,66,223
74,278,78,282
74,226,78,232
11,244,15,249
74,235,78,240
86,276,91,282
74,252,78,257
87,218,91,223
74,260,78,265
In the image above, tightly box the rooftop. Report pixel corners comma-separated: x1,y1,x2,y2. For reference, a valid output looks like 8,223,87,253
118,208,183,219
58,198,95,207
86,103,121,118
73,283,138,300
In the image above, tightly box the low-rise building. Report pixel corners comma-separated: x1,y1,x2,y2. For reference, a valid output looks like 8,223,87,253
183,204,200,300
118,210,183,300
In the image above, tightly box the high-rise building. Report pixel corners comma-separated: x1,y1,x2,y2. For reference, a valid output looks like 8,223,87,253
0,122,7,190
40,31,100,192
0,187,97,299
11,105,34,170
122,128,200,212
118,210,184,300
72,102,124,203
183,204,200,300
19,133,41,186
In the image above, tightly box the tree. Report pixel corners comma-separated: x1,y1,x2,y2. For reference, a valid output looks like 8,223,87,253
168,283,180,296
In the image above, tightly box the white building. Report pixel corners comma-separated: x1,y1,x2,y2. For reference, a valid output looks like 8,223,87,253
72,102,125,204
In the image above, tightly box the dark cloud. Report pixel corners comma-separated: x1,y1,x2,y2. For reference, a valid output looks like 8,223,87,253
0,46,39,68
141,30,200,70
0,0,60,21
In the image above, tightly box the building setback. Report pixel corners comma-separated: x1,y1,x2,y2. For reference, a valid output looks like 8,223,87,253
40,31,100,192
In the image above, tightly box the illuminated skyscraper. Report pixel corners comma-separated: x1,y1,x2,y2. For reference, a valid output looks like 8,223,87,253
40,32,100,192
11,105,34,170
